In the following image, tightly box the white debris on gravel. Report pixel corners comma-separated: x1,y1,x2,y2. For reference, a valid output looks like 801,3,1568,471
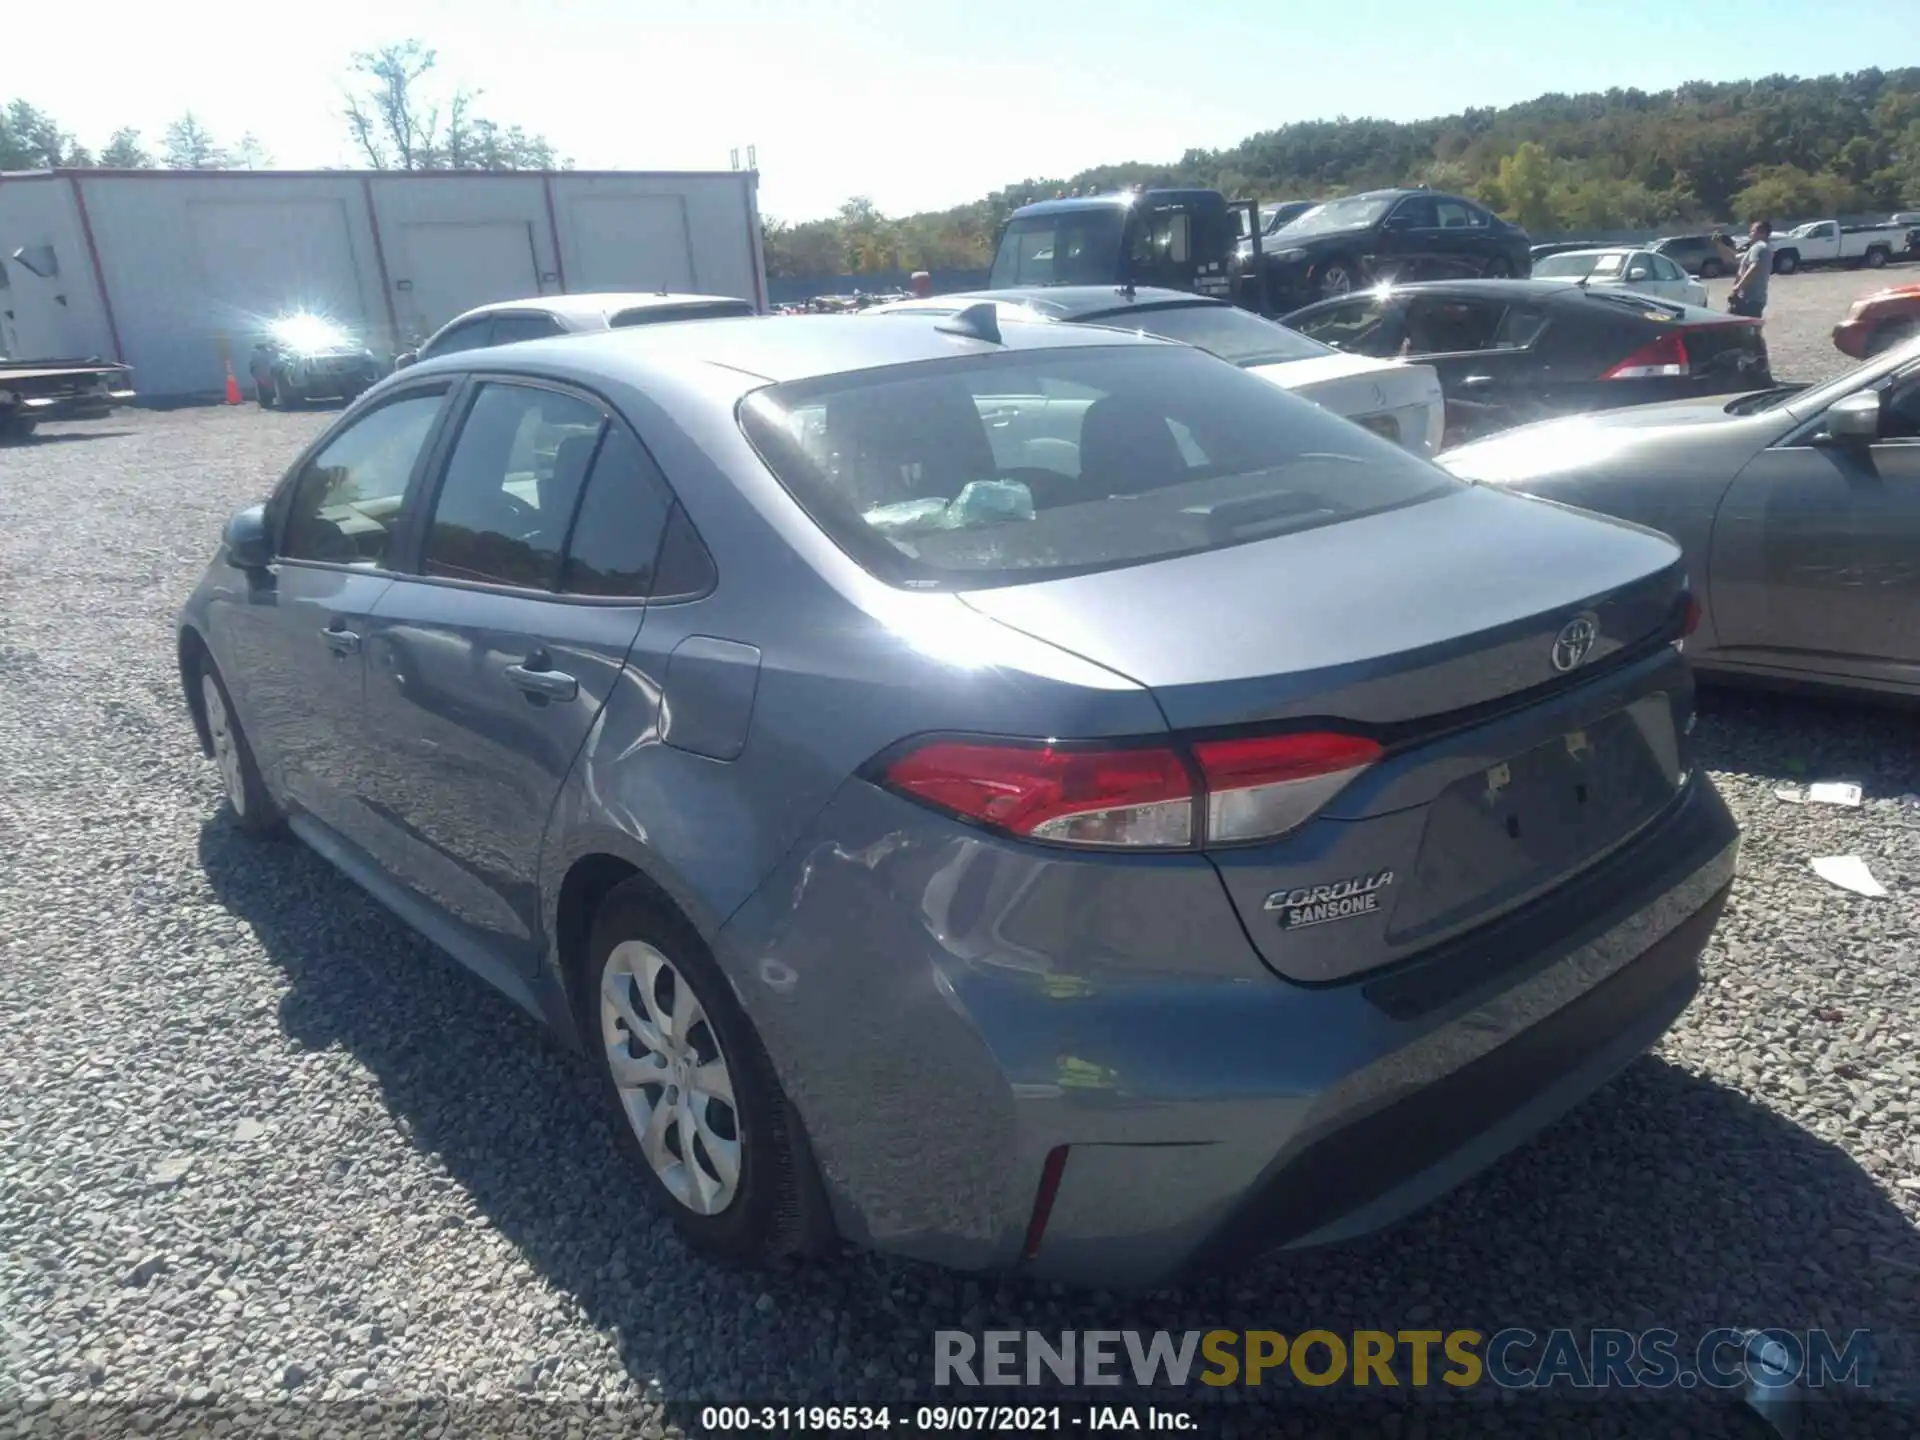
2,405,1917,1438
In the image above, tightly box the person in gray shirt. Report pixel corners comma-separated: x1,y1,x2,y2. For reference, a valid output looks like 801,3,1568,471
1731,220,1772,318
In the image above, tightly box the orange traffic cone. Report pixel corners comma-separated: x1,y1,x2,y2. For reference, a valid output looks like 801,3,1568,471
223,361,243,406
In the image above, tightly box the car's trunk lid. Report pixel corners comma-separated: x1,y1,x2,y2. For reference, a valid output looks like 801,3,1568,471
958,484,1684,746
960,484,1692,983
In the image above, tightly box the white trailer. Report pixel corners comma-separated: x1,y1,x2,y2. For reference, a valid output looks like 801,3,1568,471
0,167,768,398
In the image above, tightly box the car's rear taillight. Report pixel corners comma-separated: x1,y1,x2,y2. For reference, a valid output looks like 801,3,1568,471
878,731,1382,849
882,741,1195,847
1674,589,1701,650
1190,732,1383,843
1601,329,1691,380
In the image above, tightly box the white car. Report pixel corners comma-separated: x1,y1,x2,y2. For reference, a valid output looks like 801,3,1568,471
1530,248,1710,307
867,287,1447,457
397,291,757,368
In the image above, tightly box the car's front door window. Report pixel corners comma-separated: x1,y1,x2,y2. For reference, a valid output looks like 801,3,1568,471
278,391,446,567
1290,296,1403,355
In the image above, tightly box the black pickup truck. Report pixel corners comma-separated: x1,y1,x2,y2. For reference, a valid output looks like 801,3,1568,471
0,356,135,440
986,186,1532,315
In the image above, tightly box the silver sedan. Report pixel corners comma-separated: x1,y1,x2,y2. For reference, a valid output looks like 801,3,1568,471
1440,335,1920,699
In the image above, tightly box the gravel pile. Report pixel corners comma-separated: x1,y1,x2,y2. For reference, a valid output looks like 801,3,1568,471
2,406,1916,1438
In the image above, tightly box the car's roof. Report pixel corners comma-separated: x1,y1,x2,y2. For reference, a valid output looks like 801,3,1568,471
421,310,1178,388
870,285,1219,322
448,292,750,327
1009,188,1224,219
1305,278,1643,306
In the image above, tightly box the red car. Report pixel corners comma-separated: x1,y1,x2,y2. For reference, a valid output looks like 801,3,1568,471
1833,282,1920,359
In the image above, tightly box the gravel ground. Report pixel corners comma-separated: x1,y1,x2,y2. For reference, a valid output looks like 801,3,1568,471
2,379,1917,1440
1695,262,1916,385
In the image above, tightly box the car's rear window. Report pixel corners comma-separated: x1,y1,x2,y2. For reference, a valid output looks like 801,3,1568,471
737,345,1455,590
1089,303,1334,367
611,300,755,326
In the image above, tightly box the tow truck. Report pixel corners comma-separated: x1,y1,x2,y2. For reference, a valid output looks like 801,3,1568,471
985,185,1530,316
987,188,1273,310
0,355,135,441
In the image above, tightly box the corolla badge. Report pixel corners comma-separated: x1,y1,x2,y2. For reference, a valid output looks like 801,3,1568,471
1551,614,1600,673
1264,869,1395,931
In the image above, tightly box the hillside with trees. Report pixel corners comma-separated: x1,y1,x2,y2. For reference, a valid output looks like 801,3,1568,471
763,67,1920,279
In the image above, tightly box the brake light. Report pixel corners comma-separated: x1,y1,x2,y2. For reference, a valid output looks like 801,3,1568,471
882,741,1195,847
879,730,1382,849
1675,590,1701,650
1601,329,1690,380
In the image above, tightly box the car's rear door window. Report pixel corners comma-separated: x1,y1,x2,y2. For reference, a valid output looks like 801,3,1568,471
738,345,1455,589
278,390,447,567
559,426,677,597
1090,303,1335,366
423,316,495,360
487,313,567,345
419,383,607,589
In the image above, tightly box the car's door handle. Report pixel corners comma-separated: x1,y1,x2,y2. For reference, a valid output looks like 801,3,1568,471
320,624,360,656
505,655,578,702
1460,374,1495,387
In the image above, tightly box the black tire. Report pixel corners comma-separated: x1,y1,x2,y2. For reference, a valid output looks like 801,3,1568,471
1317,257,1362,298
1486,256,1513,279
1864,247,1889,270
1773,250,1798,275
0,415,37,443
580,880,829,1266
1699,259,1723,279
194,655,283,836
272,371,298,408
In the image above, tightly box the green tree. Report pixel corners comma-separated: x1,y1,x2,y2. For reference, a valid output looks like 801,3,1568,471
0,100,90,168
162,112,227,169
98,127,153,168
342,40,567,171
1491,142,1558,232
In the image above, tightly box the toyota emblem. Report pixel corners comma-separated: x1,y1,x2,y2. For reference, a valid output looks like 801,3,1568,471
1551,615,1599,673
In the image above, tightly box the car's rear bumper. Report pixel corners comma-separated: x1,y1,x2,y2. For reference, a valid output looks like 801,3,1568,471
1831,320,1874,359
719,763,1739,1287
3,387,136,422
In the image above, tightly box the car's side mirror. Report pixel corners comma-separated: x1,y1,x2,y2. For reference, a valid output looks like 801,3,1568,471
1818,391,1881,444
1627,267,1650,281
1380,215,1410,231
394,350,419,370
223,504,273,569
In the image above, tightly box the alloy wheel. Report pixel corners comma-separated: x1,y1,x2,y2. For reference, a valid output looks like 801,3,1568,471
600,940,742,1215
201,673,246,817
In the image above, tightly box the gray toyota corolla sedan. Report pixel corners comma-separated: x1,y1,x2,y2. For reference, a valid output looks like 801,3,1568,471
177,306,1738,1287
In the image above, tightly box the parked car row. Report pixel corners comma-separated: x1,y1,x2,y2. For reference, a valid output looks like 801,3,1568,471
175,172,1920,1288
1282,279,1770,446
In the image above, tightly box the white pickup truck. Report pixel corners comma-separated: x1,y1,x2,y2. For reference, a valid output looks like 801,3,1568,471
1760,219,1911,274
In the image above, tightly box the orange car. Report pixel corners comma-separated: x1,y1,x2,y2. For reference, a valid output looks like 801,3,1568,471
1833,282,1920,359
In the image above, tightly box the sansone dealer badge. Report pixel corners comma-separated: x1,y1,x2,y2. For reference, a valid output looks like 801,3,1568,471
1263,869,1395,931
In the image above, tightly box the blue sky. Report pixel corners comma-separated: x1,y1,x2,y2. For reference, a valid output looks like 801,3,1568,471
12,0,1917,219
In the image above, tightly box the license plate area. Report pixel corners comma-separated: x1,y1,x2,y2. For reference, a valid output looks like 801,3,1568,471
1386,694,1683,943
